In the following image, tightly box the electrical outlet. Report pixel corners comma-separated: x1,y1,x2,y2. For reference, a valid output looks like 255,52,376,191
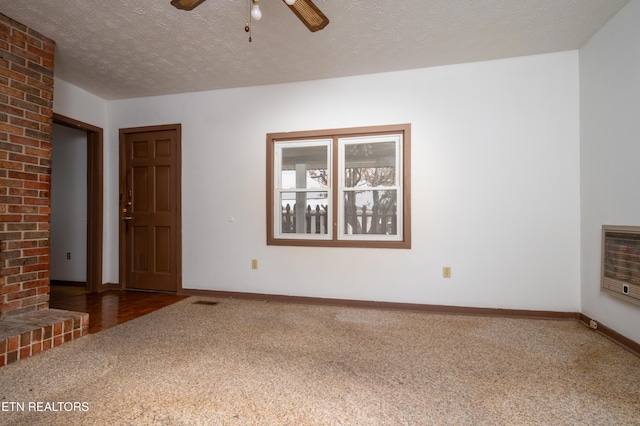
66,252,71,260
443,266,451,278
590,319,598,330
251,259,258,270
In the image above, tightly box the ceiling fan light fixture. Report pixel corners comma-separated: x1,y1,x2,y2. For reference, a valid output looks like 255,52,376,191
251,0,262,20
170,0,207,11
171,0,328,34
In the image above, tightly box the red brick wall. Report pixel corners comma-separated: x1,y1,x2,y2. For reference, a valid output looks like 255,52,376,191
0,14,55,319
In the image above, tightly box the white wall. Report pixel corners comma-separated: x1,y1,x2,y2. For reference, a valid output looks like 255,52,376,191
50,123,87,282
580,0,640,342
53,78,108,128
102,51,580,311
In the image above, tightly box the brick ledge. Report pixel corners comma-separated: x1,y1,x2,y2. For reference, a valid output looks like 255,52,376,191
0,309,89,367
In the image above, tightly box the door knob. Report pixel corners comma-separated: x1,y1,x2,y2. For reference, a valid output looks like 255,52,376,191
122,206,133,221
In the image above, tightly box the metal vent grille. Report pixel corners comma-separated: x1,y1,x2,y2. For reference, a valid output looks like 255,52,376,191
602,225,640,306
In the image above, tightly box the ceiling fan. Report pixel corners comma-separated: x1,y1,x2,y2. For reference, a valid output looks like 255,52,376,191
170,0,329,33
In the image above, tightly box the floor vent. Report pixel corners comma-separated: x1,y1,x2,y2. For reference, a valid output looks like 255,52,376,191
192,300,219,306
602,225,640,306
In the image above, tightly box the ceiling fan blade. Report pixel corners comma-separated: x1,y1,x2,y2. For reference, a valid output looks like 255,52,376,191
170,0,207,11
284,0,329,32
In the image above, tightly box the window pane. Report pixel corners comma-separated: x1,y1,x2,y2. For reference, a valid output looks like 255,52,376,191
344,141,396,188
279,191,329,235
268,125,409,248
280,145,328,189
343,190,397,235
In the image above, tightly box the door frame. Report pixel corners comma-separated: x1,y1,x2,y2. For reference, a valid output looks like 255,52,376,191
52,113,104,293
118,124,183,292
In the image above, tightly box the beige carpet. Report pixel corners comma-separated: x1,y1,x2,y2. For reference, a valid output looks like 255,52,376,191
1,297,639,425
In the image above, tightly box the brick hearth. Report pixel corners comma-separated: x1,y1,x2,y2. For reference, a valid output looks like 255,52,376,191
0,309,88,367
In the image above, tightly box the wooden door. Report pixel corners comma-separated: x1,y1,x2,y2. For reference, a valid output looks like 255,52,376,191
119,125,181,292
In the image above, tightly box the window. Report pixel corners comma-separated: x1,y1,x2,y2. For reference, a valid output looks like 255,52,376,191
267,124,411,248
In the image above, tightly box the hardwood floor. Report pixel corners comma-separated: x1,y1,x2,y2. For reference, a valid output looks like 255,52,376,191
49,284,87,302
49,287,188,334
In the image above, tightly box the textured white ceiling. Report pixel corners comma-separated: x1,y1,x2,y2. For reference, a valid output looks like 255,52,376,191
0,0,630,100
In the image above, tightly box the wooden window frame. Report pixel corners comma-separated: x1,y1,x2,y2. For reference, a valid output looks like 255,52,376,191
267,124,411,249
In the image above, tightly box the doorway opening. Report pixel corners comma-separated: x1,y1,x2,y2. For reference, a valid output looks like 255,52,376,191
50,122,87,301
50,114,103,299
